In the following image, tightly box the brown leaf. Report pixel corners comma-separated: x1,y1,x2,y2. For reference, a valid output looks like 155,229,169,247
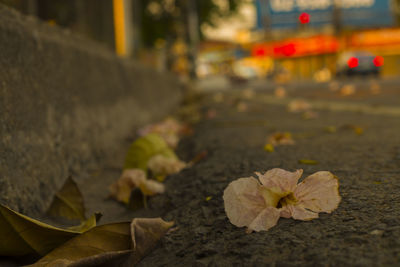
0,204,82,257
30,218,174,267
47,177,86,221
131,218,174,262
29,222,132,267
268,132,295,146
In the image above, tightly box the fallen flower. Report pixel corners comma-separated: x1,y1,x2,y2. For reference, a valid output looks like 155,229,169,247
110,169,165,204
223,168,341,232
147,154,186,180
288,99,311,113
137,117,184,148
268,132,295,146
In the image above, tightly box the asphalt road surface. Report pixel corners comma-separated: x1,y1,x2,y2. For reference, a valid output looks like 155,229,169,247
137,77,400,266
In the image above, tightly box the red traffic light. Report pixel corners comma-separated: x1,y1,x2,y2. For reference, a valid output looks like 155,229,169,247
299,13,310,24
373,56,384,67
347,57,358,68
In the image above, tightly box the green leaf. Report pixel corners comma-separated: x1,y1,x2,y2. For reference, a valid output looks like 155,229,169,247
124,134,177,170
30,218,174,267
47,177,86,221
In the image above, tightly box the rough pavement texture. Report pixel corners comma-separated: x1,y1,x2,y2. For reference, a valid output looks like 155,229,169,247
0,4,182,216
136,84,400,266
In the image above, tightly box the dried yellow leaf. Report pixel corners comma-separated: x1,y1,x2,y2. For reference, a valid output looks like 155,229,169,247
0,204,96,257
47,177,86,221
298,159,319,165
264,143,274,152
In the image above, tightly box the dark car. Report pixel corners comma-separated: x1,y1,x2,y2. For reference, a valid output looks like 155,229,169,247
336,51,382,77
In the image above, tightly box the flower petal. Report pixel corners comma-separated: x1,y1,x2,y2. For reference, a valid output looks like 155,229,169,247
248,207,280,232
256,168,303,194
139,180,165,196
223,177,266,228
147,155,186,177
109,169,147,203
281,205,319,221
294,171,341,213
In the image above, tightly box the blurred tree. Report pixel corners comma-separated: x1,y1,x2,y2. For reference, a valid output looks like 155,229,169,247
140,0,246,47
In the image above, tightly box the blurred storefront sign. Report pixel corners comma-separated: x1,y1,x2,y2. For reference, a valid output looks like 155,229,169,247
252,35,339,58
256,0,394,29
349,28,400,54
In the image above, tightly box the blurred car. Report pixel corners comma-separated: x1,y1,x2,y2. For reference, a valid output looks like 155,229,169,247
336,51,382,77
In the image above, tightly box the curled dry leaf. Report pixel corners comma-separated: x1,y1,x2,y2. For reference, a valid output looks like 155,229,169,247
288,99,311,113
148,155,186,180
30,218,174,267
110,169,165,204
267,132,295,146
47,177,86,221
131,218,174,262
0,204,97,257
223,168,341,232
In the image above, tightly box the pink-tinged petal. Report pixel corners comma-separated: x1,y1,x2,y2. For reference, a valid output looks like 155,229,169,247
282,205,319,221
256,168,303,193
279,207,292,218
109,169,147,203
139,180,165,196
248,207,280,232
294,171,341,213
147,155,186,176
223,177,266,228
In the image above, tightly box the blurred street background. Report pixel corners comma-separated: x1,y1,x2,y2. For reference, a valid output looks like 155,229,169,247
3,0,400,84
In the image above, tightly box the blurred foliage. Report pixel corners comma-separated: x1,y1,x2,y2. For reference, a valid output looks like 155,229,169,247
140,0,246,47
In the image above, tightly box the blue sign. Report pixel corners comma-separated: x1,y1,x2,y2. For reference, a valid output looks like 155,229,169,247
256,0,394,29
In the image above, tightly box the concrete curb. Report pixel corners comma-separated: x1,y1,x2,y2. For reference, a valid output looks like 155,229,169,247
0,5,182,216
